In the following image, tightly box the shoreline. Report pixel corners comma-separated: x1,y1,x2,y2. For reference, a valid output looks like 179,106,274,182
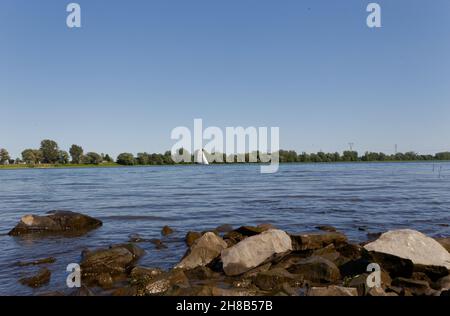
1,160,450,171
6,212,450,296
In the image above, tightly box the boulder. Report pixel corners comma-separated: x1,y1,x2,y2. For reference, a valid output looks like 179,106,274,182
315,225,337,232
434,275,450,290
20,268,51,288
16,257,56,267
8,211,102,236
144,270,189,295
435,237,450,253
176,232,227,270
391,277,433,296
290,232,348,251
364,229,450,269
215,224,233,233
286,256,341,284
221,229,292,276
254,268,303,291
185,231,202,247
307,286,357,296
80,244,144,282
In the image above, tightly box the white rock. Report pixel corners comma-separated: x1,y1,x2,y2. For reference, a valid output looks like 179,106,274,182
221,229,292,276
175,232,227,270
364,229,450,269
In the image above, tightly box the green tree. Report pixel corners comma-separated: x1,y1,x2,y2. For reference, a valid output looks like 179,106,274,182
116,153,135,165
103,154,113,163
435,152,450,160
83,152,103,165
342,151,358,162
69,144,84,164
0,148,10,164
40,139,59,163
58,151,70,164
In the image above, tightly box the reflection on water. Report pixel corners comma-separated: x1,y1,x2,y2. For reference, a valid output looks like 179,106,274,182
0,162,449,295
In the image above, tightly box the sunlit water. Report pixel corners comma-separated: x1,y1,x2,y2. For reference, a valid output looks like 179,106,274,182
0,162,449,295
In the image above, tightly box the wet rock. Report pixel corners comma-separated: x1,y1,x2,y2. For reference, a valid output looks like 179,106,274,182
97,273,114,289
215,224,233,233
234,226,267,237
307,286,358,296
16,257,56,267
435,237,450,253
161,225,174,236
145,270,189,295
315,225,337,232
312,244,340,263
290,232,348,251
20,268,51,288
223,231,246,247
367,287,398,296
221,229,292,276
254,268,303,291
391,277,432,296
149,239,168,249
185,231,202,247
364,229,450,269
130,266,163,281
128,233,148,243
286,256,340,284
80,243,144,284
8,211,102,236
176,232,227,270
257,223,277,231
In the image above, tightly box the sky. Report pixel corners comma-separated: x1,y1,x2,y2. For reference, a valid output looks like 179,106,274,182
1,0,450,158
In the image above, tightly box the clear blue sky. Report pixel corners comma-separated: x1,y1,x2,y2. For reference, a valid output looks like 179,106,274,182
1,0,449,158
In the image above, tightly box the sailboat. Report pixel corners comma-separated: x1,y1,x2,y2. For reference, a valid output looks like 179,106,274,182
195,149,209,165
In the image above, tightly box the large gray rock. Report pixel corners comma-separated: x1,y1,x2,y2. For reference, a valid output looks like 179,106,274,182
364,229,450,270
175,232,227,270
8,210,102,236
221,229,292,276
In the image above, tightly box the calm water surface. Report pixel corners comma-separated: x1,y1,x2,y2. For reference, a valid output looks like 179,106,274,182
0,162,449,295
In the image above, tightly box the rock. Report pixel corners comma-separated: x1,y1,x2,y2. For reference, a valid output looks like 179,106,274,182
184,266,220,281
144,270,189,295
348,271,391,296
130,266,164,283
290,232,348,251
149,239,168,250
367,287,398,296
307,286,358,296
80,244,144,282
97,273,114,289
221,229,293,276
315,225,337,232
234,226,267,237
441,289,450,296
312,244,340,263
16,257,56,267
257,223,277,231
8,211,102,236
161,225,174,236
364,229,450,269
286,256,341,284
434,275,450,290
176,232,227,270
215,224,233,233
391,277,432,296
435,237,450,253
185,231,202,247
254,268,303,291
112,286,138,296
70,285,94,296
413,264,449,281
19,268,51,288
366,251,414,278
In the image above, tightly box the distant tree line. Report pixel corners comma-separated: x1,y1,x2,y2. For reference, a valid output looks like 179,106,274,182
1,141,450,166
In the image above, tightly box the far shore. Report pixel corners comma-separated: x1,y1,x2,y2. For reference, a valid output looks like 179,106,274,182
1,160,449,171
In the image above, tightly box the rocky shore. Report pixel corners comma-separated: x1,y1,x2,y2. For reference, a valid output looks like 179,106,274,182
8,211,450,296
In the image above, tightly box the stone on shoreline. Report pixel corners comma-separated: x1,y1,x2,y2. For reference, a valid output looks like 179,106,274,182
8,210,102,236
185,231,202,247
364,229,450,269
285,256,341,284
20,268,51,288
176,232,227,270
80,243,144,286
307,286,358,296
221,229,292,276
290,232,348,251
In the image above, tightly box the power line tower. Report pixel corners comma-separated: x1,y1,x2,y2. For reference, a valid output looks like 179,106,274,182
348,143,354,151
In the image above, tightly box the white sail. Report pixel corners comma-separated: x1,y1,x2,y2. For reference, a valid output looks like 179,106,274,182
195,149,209,165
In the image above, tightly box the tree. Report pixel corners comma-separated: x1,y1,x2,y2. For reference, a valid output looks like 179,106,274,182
69,144,84,164
40,139,59,163
342,151,358,162
0,148,10,164
58,151,70,164
116,153,135,165
83,152,103,165
21,149,42,164
103,154,113,163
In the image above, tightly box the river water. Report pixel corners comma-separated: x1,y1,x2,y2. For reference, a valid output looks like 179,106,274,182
0,162,449,295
